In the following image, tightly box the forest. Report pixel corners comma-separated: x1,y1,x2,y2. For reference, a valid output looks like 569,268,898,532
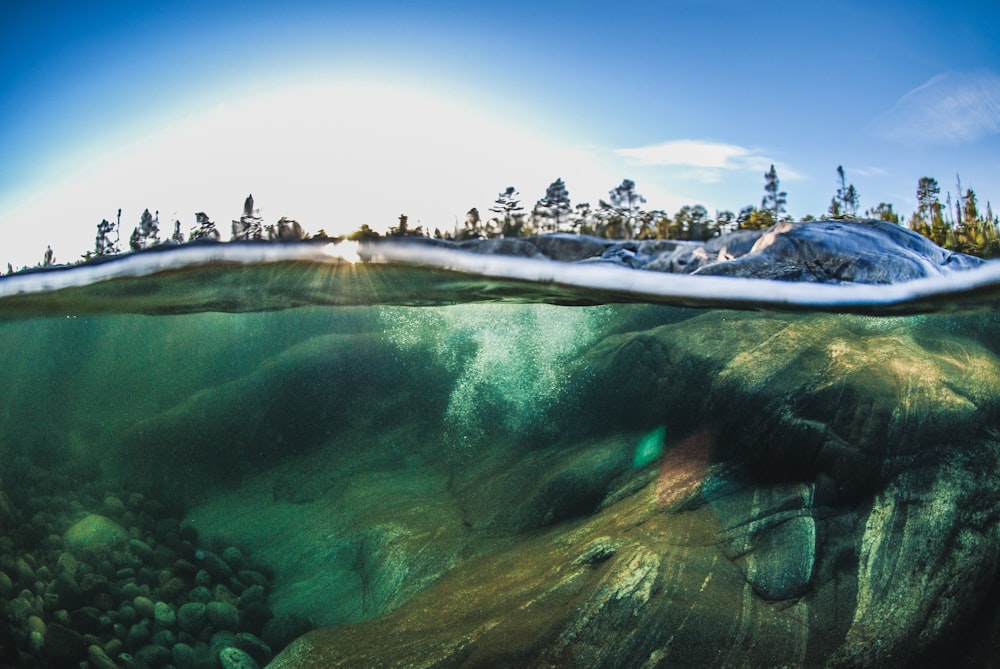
8,165,1000,274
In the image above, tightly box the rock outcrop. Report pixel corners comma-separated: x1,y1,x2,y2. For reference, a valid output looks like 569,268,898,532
454,219,983,283
250,310,1000,668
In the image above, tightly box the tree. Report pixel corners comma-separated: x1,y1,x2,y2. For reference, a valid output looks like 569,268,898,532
866,203,900,224
533,178,572,234
95,210,121,256
737,205,774,230
190,212,220,241
388,213,423,237
600,179,646,239
673,205,714,241
911,177,949,246
761,165,787,222
130,209,160,251
488,187,524,237
232,194,264,240
170,220,185,244
828,165,859,218
348,224,380,241
715,210,736,236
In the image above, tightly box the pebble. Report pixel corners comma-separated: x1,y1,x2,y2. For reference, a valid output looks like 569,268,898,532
103,496,126,518
220,646,259,669
128,538,155,562
136,642,171,666
177,602,207,633
195,568,213,587
88,643,118,669
172,641,194,669
189,585,212,603
154,600,176,627
27,614,46,636
222,546,245,572
104,637,124,659
234,632,272,666
133,595,155,619
238,584,265,607
206,601,241,631
238,570,268,587
0,570,13,598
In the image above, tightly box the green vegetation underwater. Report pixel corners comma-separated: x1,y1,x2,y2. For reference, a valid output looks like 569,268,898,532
4,219,1000,668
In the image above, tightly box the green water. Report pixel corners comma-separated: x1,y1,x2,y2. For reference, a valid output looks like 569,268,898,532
2,268,1000,667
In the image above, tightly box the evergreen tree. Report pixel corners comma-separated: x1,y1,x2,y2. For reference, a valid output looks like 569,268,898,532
170,220,185,244
911,177,949,246
232,194,264,240
533,178,572,234
130,209,160,251
828,165,859,218
95,213,120,256
600,179,646,239
866,203,900,224
761,165,787,222
347,224,380,241
190,212,221,240
489,187,524,237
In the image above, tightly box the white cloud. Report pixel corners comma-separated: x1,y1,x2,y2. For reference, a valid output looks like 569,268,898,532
870,71,1000,144
615,139,803,182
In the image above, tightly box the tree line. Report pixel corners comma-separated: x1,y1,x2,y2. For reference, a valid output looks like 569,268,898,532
6,166,999,275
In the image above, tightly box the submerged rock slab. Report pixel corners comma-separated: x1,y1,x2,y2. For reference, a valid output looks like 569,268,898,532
261,311,1000,668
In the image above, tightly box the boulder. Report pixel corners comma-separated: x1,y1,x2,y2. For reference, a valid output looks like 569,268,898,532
62,514,128,557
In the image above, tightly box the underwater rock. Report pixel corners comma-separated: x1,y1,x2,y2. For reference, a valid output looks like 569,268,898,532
262,311,1000,668
220,645,259,669
62,514,128,557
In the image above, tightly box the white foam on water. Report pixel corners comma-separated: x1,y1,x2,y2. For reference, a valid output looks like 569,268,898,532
1,239,999,314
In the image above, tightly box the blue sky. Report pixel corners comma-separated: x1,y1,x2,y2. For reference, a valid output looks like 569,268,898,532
2,0,999,267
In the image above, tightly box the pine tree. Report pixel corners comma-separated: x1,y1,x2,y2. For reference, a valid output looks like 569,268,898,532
828,166,859,218
489,187,524,237
190,212,220,240
130,209,160,251
866,203,900,224
600,179,646,239
95,213,120,256
761,165,787,222
533,178,572,234
232,194,264,240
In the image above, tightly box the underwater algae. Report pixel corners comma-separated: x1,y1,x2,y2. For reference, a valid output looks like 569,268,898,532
3,223,1000,668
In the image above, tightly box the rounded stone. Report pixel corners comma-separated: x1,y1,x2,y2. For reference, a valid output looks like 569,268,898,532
206,601,240,631
88,643,118,669
194,569,212,587
222,546,244,572
62,515,128,557
103,496,126,518
219,646,259,669
154,600,176,627
0,570,13,599
136,642,171,666
172,641,194,669
177,602,207,634
189,585,212,603
133,595,155,620
237,584,265,608
234,632,272,666
128,539,154,563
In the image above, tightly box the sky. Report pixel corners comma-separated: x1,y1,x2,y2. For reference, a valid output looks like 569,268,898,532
2,0,999,268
